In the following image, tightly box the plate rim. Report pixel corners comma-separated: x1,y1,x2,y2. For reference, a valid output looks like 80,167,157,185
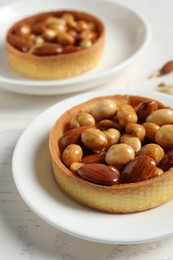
0,0,151,91
12,89,173,244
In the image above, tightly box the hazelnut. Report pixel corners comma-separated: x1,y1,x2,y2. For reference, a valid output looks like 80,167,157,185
120,134,141,154
146,109,173,126
70,112,95,128
139,143,164,165
143,122,160,141
103,128,121,148
81,128,108,152
42,28,57,41
57,32,75,46
76,20,89,32
105,143,135,169
152,167,164,178
117,104,137,127
62,144,83,167
80,39,92,48
155,125,173,149
92,99,118,121
70,162,84,173
125,123,146,142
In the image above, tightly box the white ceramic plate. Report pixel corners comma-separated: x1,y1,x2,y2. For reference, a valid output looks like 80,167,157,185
12,89,173,244
0,0,151,95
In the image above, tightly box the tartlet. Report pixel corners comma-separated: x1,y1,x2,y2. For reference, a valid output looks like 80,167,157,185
49,95,173,213
6,10,105,79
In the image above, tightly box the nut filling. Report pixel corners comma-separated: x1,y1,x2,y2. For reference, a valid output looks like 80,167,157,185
7,11,101,55
49,95,173,213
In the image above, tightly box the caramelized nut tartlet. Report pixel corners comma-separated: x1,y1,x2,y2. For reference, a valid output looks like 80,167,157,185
49,95,173,213
6,10,105,79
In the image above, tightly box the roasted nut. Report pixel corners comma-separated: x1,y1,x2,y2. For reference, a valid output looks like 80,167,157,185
105,143,135,169
125,123,146,142
70,112,95,128
77,163,119,185
15,23,31,38
92,99,118,121
49,23,67,32
62,13,75,24
160,150,173,171
66,20,77,29
34,36,44,45
7,34,28,52
76,20,89,32
32,22,46,34
155,125,173,149
81,128,108,152
108,166,120,183
120,155,156,184
80,30,97,42
103,128,121,148
117,104,137,127
88,22,96,31
46,17,64,25
62,144,83,167
82,152,106,164
59,125,94,150
70,162,84,173
42,28,57,41
46,17,67,27
62,45,81,54
136,100,159,123
152,167,164,178
68,29,78,39
97,119,122,131
80,39,92,48
139,143,164,165
120,134,141,154
25,34,37,49
143,122,160,141
146,109,173,126
32,43,63,56
57,32,75,46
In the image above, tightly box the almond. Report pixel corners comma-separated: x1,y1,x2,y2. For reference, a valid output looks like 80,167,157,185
81,152,106,164
59,125,94,151
77,163,119,185
160,150,173,171
160,61,173,75
7,34,28,52
32,43,63,56
31,22,46,34
120,155,156,184
136,100,159,123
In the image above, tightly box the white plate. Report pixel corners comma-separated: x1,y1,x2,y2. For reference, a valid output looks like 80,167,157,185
12,89,173,244
0,0,151,95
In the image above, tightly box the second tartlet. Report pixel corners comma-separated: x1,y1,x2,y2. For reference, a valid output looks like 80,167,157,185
6,10,105,79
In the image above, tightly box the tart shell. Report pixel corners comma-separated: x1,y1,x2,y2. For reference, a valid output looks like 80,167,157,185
49,95,173,213
6,10,105,80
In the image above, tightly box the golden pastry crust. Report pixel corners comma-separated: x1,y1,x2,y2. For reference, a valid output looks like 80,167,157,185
6,10,105,79
49,95,173,213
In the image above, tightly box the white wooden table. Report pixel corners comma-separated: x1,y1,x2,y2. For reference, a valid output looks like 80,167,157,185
1,0,173,259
